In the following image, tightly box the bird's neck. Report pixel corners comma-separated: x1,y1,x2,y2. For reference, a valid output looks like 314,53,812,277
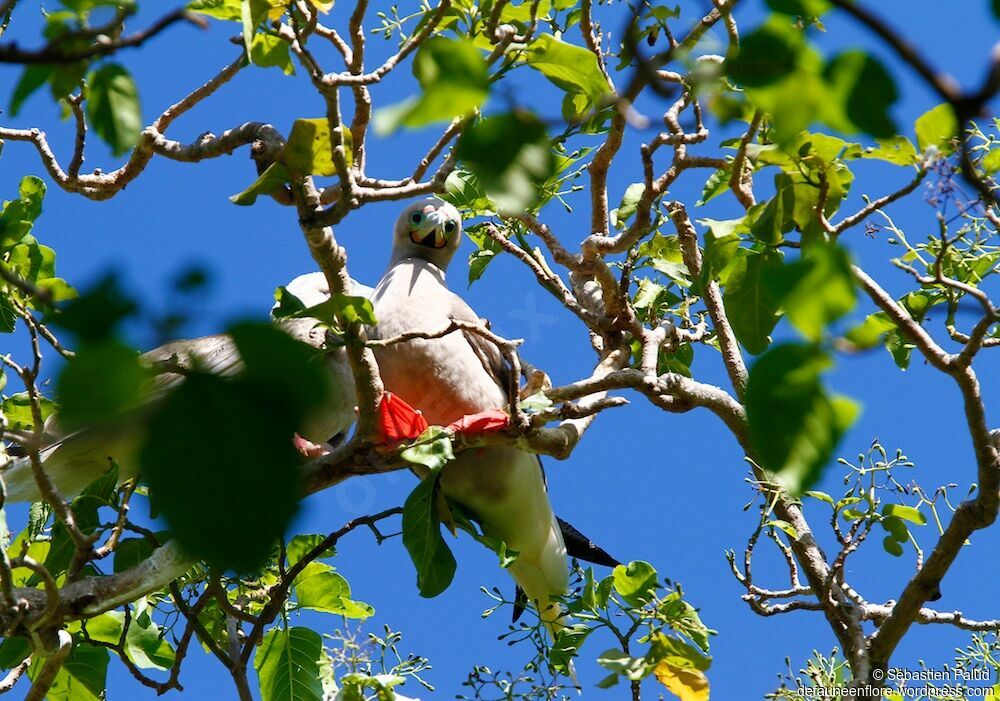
386,252,450,281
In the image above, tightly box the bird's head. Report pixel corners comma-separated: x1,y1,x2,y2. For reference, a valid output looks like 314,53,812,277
391,199,463,270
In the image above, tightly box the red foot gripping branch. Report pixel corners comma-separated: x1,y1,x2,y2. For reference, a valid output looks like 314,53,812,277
376,392,510,444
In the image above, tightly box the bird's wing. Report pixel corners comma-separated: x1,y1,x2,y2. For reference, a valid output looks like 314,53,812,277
444,294,515,405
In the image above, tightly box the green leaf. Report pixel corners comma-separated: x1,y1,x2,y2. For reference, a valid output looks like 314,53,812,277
230,163,291,205
0,637,30,670
6,242,55,283
862,136,920,166
285,118,354,176
31,642,108,701
86,63,142,156
0,393,57,432
273,292,376,327
401,466,457,597
17,176,45,222
722,250,784,355
255,627,324,701
464,222,503,285
695,218,747,291
611,183,645,229
766,0,830,16
747,174,795,244
286,534,336,567
764,243,857,341
86,610,176,671
657,591,714,653
843,311,895,349
231,320,333,419
126,616,176,671
188,0,243,20
294,562,374,618
523,33,609,119
442,168,495,216
52,274,137,343
550,624,591,676
697,166,732,206
726,24,798,88
983,148,1000,174
804,490,835,505
612,560,658,606
882,536,904,557
10,65,52,116
56,340,153,429
881,515,908,542
376,37,488,133
455,112,556,212
915,103,958,155
822,50,897,138
745,343,860,494
400,427,454,471
765,519,799,539
883,504,927,526
113,537,159,573
141,369,304,572
250,33,295,74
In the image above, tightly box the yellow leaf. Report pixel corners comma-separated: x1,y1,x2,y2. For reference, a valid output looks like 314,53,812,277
310,0,335,11
654,660,710,701
266,0,286,21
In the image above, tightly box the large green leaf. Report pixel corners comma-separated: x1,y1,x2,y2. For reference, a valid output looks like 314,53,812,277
455,112,556,212
764,243,856,341
401,467,457,597
293,562,374,618
85,610,176,671
376,37,488,133
726,24,799,88
255,627,324,701
745,344,860,494
29,641,108,701
56,340,153,429
141,364,306,572
722,250,783,355
188,0,243,21
822,50,897,138
230,163,291,205
915,103,958,155
284,118,353,177
52,273,137,343
86,63,142,156
612,560,659,606
523,33,609,120
249,33,295,74
9,65,52,116
766,0,830,16
0,392,57,432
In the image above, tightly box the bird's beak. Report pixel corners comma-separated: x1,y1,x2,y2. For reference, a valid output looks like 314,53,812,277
409,208,453,249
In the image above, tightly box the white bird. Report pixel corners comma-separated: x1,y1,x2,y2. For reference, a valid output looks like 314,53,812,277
0,277,371,503
367,199,573,632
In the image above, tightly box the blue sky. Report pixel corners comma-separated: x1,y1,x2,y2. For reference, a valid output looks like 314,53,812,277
1,0,999,698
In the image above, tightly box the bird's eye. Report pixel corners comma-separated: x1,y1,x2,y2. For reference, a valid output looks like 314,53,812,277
444,221,457,233
410,211,423,224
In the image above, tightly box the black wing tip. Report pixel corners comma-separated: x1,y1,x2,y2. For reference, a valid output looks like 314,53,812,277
557,516,621,568
512,586,528,623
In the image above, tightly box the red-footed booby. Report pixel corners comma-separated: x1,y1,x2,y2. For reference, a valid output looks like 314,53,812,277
368,199,591,633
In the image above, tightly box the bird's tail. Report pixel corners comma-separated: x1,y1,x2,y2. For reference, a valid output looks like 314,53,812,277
0,428,137,504
508,513,570,636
